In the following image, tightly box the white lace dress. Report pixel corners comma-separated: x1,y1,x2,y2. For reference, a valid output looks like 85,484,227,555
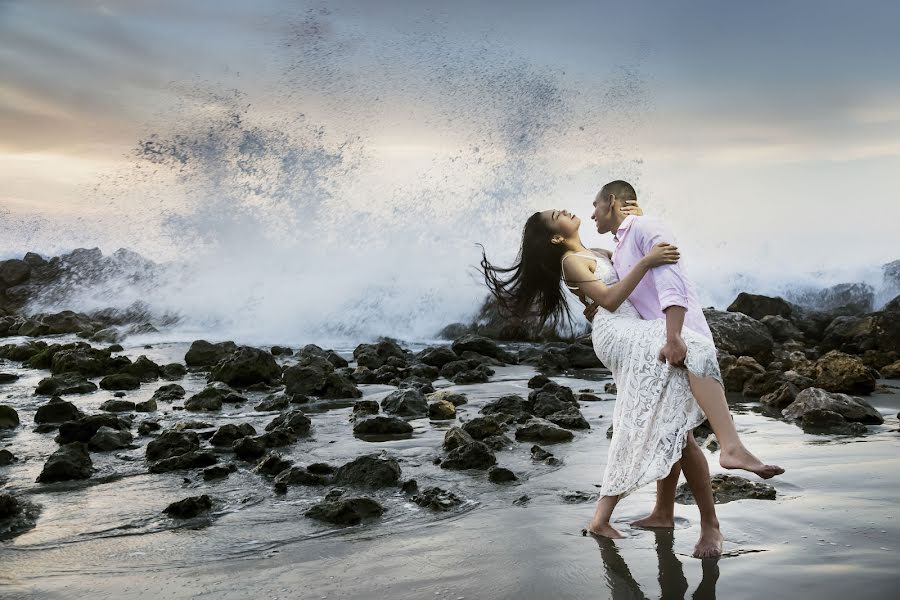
574,251,722,498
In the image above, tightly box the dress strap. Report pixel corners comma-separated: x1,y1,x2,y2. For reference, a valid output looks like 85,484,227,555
561,251,600,290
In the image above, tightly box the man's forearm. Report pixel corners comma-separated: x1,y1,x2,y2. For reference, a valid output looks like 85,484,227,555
664,305,686,340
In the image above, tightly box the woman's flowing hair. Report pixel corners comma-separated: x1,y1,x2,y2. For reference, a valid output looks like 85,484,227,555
479,212,573,329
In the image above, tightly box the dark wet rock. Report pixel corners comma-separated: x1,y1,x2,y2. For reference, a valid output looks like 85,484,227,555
184,340,238,367
0,448,16,465
727,293,794,321
0,258,31,286
352,340,410,370
480,394,527,419
529,381,577,405
0,492,20,520
441,440,497,470
305,496,384,525
332,454,402,489
34,373,98,396
814,350,877,394
449,365,493,384
412,486,463,511
99,399,136,413
36,442,94,482
577,393,604,402
137,420,161,435
209,423,256,446
881,360,900,378
232,436,266,461
117,355,161,382
528,374,551,389
381,388,427,418
163,494,212,518
799,408,868,435
561,490,598,503
184,384,235,411
722,356,765,392
149,450,217,473
482,433,514,451
488,466,517,483
56,414,130,444
270,345,292,356
461,416,505,440
307,463,334,475
256,428,297,448
254,392,290,412
203,463,237,481
172,420,214,431
255,453,293,476
513,495,530,506
704,309,774,364
428,399,456,420
545,406,590,430
426,390,468,407
265,409,312,435
273,466,328,488
208,346,281,387
451,334,512,363
797,282,875,315
565,342,602,368
351,400,380,419
407,363,440,380
49,346,118,377
89,328,121,344
760,382,803,409
417,346,459,368
443,426,475,451
135,398,157,412
742,369,788,398
160,363,187,380
152,383,186,402
676,474,776,504
531,445,553,460
88,426,133,451
783,387,883,424
604,382,617,395
760,315,804,342
0,340,46,361
515,418,575,443
146,430,200,462
0,405,20,429
282,358,362,399
0,372,19,384
530,392,573,418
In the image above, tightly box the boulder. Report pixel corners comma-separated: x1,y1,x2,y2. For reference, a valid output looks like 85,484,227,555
443,426,475,451
56,414,129,444
799,408,868,435
450,334,512,363
184,340,238,367
160,363,187,380
814,350,877,395
527,374,552,389
760,315,804,342
49,346,116,377
514,418,575,443
488,466,517,483
163,495,213,518
461,416,505,440
703,309,774,364
332,454,401,489
782,387,883,424
881,360,900,378
233,436,266,461
545,406,590,430
305,496,384,525
760,382,802,409
0,449,16,466
99,399,136,413
210,423,256,446
135,399,157,412
0,405,20,429
254,393,290,412
722,356,766,392
352,415,414,438
727,293,793,321
273,466,328,487
36,442,94,482
146,430,200,461
151,383,186,402
426,390,468,407
440,441,497,470
380,388,428,418
265,409,312,435
88,426,133,451
184,384,235,411
675,474,776,504
480,394,528,418
208,346,281,387
411,487,463,511
417,346,459,368
351,400,380,419
149,450,217,473
254,453,293,476
0,372,19,384
34,374,98,396
282,359,361,399
428,400,457,420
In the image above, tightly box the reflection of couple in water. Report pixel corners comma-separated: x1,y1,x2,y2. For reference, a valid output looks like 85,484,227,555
481,180,784,558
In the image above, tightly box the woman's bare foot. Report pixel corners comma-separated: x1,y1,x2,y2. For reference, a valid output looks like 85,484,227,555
582,521,625,539
719,446,784,479
630,513,674,528
693,527,724,559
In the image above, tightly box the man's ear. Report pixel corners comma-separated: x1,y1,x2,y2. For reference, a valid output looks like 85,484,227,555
550,235,564,245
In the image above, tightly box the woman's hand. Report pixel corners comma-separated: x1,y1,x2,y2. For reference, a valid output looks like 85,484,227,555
643,243,680,268
619,198,644,217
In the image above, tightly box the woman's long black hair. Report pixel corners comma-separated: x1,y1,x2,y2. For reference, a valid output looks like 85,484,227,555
479,211,573,328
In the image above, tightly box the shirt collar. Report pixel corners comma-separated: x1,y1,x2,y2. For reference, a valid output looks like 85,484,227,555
613,215,636,245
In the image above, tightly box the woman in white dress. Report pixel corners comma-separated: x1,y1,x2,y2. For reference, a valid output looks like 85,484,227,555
480,205,782,556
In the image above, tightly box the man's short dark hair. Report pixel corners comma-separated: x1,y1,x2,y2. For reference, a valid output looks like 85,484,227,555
598,180,637,203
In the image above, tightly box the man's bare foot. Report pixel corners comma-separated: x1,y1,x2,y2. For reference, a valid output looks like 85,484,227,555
719,446,784,479
630,513,674,528
693,527,724,558
582,521,625,539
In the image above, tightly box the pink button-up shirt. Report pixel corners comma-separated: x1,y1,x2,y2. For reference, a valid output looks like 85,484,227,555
611,215,713,341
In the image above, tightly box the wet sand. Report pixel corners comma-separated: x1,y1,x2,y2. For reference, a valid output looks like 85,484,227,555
2,337,899,599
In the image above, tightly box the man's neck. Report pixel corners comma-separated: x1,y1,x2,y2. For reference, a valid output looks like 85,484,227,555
609,211,629,237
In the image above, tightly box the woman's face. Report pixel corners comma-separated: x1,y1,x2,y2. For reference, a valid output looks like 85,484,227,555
541,208,581,239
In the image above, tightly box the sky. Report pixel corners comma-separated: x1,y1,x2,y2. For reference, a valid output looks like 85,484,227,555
1,0,899,303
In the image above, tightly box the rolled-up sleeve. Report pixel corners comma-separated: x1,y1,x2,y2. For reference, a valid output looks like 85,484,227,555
635,219,689,310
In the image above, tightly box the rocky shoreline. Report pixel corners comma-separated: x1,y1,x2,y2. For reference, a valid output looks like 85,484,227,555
1,249,899,540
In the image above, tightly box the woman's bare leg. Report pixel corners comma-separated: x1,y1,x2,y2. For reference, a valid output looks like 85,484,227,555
631,462,680,528
687,373,784,479
585,495,625,538
679,433,723,558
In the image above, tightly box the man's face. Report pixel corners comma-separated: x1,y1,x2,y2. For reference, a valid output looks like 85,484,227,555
591,193,614,234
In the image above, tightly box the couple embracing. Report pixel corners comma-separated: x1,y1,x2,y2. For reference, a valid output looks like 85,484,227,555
481,180,784,558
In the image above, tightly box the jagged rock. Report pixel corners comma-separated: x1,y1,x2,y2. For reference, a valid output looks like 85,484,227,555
99,399,136,413
528,374,551,389
426,390,468,407
604,382,617,395
461,416,505,440
282,358,361,399
146,430,200,461
727,293,793,321
881,360,900,378
209,423,256,446
160,363,187,380
152,383,186,402
264,409,312,436
742,369,788,398
254,393,290,412
760,315,804,342
49,346,118,377
451,334,513,363
163,494,212,518
815,350,877,394
488,466,517,483
88,426,133,451
332,454,401,489
480,394,528,419
799,408,868,435
380,388,427,418
0,405,20,429
441,440,497,470
676,474,776,504
255,453,293,476
173,420,213,431
577,392,604,402
137,420,161,435
274,466,328,487
256,428,297,448
545,406,590,430
0,449,16,465
352,340,409,369
443,426,475,451
56,414,129,444
351,400,380,419
482,433,514,450
703,309,774,364
565,342,603,368
305,496,384,525
184,340,238,367
417,346,459,368
149,450,217,473
208,346,281,387
783,387,883,424
232,436,266,461
203,463,237,480
412,486,463,511
121,356,161,382
135,398,157,412
796,283,875,315
34,373,97,396
760,382,802,409
0,372,19,384
428,399,456,420
36,442,93,482
514,418,575,443
184,384,235,411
